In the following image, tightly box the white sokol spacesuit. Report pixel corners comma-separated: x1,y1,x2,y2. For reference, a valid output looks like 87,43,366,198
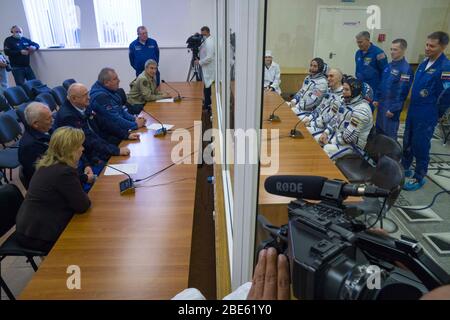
291,58,329,119
323,79,373,161
305,85,344,139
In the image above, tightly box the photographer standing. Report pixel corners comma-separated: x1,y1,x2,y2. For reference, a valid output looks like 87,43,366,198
3,25,39,86
0,51,9,93
195,26,215,110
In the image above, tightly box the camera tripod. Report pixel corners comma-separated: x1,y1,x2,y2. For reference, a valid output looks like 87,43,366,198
186,52,203,82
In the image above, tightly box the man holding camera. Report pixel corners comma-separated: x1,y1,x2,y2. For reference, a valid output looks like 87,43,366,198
195,26,215,110
0,51,9,93
3,25,39,86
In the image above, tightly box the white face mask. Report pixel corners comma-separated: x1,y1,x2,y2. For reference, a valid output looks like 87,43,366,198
13,33,22,39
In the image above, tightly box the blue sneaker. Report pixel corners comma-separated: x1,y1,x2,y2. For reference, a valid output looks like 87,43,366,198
404,169,414,178
403,178,426,191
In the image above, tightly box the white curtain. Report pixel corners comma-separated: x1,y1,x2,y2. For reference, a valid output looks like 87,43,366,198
22,0,80,48
93,0,142,47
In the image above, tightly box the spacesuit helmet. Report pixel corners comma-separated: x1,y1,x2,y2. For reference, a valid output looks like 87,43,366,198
342,76,363,102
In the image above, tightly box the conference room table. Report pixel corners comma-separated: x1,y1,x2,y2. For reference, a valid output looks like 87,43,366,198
20,82,203,299
259,91,353,226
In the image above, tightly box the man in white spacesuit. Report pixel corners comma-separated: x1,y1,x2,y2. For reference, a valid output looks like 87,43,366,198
264,50,281,94
303,68,344,140
322,77,374,161
290,57,328,119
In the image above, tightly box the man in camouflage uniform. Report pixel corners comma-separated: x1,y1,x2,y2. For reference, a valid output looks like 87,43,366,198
127,59,171,108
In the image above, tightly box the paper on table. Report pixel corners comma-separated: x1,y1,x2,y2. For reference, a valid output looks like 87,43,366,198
156,98,174,103
147,123,174,131
104,164,138,176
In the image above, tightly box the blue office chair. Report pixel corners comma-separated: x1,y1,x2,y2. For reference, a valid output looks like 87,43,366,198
35,92,58,112
21,79,44,100
62,78,76,90
51,86,67,106
4,87,30,110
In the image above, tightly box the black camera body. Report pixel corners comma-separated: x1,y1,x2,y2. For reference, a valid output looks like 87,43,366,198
186,33,203,59
261,176,450,300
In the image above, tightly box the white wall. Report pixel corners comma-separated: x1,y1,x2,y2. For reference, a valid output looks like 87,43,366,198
0,0,214,87
266,0,450,68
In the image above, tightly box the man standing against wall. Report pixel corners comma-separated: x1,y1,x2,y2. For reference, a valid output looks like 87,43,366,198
3,25,39,85
373,39,414,140
195,26,215,111
129,26,160,85
355,31,388,110
402,31,450,191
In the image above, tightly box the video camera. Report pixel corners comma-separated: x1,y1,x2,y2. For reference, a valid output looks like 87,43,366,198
186,33,203,60
259,175,450,300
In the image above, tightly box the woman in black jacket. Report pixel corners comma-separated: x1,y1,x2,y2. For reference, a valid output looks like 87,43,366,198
16,126,91,252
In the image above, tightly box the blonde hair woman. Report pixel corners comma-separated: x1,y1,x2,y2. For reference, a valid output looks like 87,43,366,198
16,127,91,252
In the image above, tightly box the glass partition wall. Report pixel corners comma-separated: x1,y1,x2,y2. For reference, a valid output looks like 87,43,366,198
255,0,450,300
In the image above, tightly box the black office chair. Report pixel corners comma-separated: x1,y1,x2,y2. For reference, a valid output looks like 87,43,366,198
62,78,76,90
21,79,44,100
347,155,405,233
336,133,402,184
4,87,30,109
0,184,47,300
35,92,58,112
51,86,67,106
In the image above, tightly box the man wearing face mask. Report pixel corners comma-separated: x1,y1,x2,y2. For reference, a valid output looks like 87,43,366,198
195,26,215,111
3,25,39,85
290,57,328,119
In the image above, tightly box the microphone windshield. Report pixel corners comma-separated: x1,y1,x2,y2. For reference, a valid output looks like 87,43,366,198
264,175,327,200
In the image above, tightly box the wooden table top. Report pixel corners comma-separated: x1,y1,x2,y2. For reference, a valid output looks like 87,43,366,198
259,91,349,205
20,82,204,300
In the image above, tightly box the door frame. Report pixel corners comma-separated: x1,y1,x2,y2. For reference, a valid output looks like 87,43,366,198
313,5,373,64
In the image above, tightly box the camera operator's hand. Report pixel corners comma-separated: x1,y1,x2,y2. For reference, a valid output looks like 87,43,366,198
421,285,450,300
247,248,290,300
194,59,200,66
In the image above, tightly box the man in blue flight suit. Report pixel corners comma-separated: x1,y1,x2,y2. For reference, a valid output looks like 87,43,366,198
373,39,414,140
129,26,160,86
402,31,450,191
355,31,388,110
3,25,39,85
89,68,147,132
